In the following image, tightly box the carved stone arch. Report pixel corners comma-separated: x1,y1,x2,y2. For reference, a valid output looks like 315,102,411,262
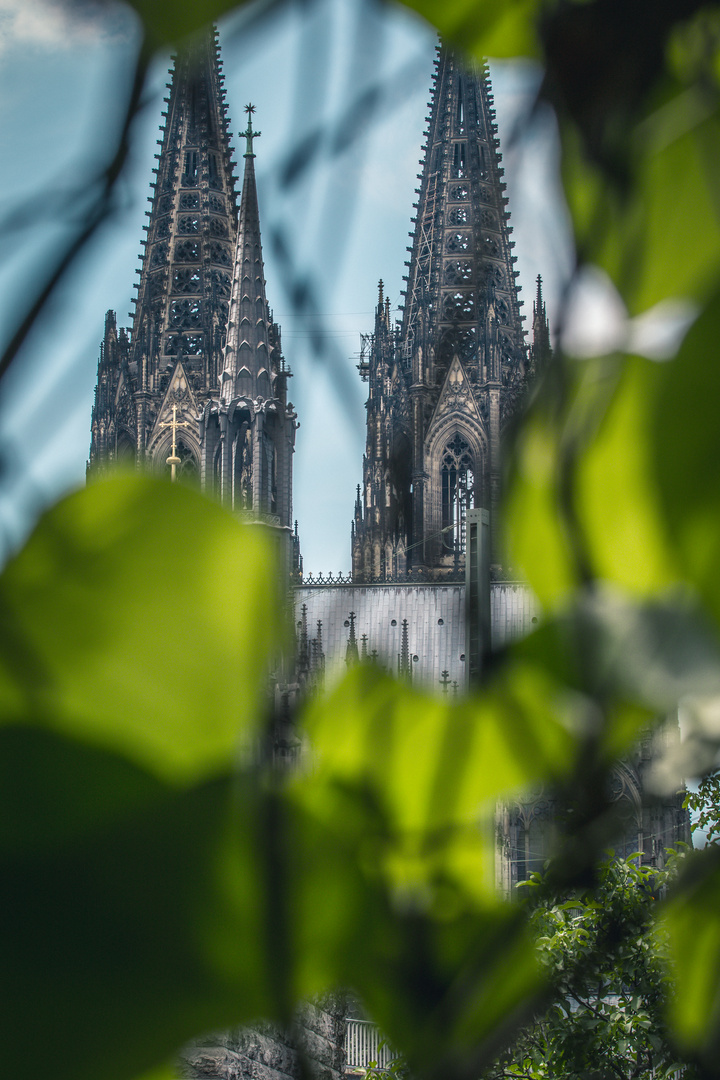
389,426,413,543
426,412,487,471
609,762,643,852
231,419,252,511
425,417,486,560
149,426,201,486
115,429,136,466
510,787,555,885
256,367,271,400
213,440,223,498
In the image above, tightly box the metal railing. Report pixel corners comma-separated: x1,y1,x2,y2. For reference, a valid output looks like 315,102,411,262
297,568,466,587
345,1019,399,1071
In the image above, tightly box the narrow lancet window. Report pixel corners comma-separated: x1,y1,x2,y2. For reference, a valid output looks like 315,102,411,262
441,433,475,553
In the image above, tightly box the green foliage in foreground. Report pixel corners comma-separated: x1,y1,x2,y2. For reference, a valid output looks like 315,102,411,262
6,0,720,1079
486,856,692,1080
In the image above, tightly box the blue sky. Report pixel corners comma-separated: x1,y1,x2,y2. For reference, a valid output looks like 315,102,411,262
0,0,577,573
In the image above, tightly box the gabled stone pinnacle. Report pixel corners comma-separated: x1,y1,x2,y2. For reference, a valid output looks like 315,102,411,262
221,107,277,405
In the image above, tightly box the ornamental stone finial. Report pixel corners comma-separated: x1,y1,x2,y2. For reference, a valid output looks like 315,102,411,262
241,103,261,158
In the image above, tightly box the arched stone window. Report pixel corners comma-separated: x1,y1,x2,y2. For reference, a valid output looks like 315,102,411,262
116,432,135,466
213,443,222,499
512,796,554,886
164,439,199,486
441,432,475,553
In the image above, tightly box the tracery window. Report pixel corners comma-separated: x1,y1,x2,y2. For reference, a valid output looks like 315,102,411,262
452,142,466,178
181,151,198,186
184,334,203,355
441,433,475,553
448,207,469,226
173,268,201,294
150,242,168,268
444,291,475,320
208,152,222,190
211,269,231,297
444,260,473,285
446,232,470,253
178,215,199,234
209,217,228,238
175,240,199,262
164,440,198,485
170,299,201,327
513,797,554,885
209,241,232,266
149,272,166,299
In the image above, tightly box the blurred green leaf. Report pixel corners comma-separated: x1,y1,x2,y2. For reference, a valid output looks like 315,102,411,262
0,738,277,1080
131,1068,178,1080
300,662,577,903
291,779,542,1080
653,288,720,627
662,849,720,1063
561,94,720,315
127,0,275,50
506,354,685,609
0,474,282,783
503,392,579,609
516,590,720,757
398,0,542,60
131,1068,179,1080
574,356,680,593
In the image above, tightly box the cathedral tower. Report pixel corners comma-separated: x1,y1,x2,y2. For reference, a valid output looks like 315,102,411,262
198,106,298,579
352,47,533,582
88,28,238,478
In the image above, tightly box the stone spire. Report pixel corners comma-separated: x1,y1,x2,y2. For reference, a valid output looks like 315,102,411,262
530,274,551,369
88,27,238,478
398,618,411,681
351,45,530,582
401,44,525,382
220,104,277,404
131,26,237,410
345,611,359,666
197,107,298,584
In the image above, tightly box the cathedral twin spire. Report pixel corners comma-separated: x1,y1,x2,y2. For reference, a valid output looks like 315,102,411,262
89,27,545,592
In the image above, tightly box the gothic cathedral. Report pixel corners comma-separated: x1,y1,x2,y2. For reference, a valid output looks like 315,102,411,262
88,27,687,899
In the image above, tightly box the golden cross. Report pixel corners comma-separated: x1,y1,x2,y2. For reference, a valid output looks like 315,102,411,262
159,403,192,482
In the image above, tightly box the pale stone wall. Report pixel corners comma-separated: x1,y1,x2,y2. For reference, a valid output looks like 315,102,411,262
295,581,538,691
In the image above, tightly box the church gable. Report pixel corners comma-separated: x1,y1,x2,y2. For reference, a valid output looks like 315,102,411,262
427,355,484,440
148,361,199,448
